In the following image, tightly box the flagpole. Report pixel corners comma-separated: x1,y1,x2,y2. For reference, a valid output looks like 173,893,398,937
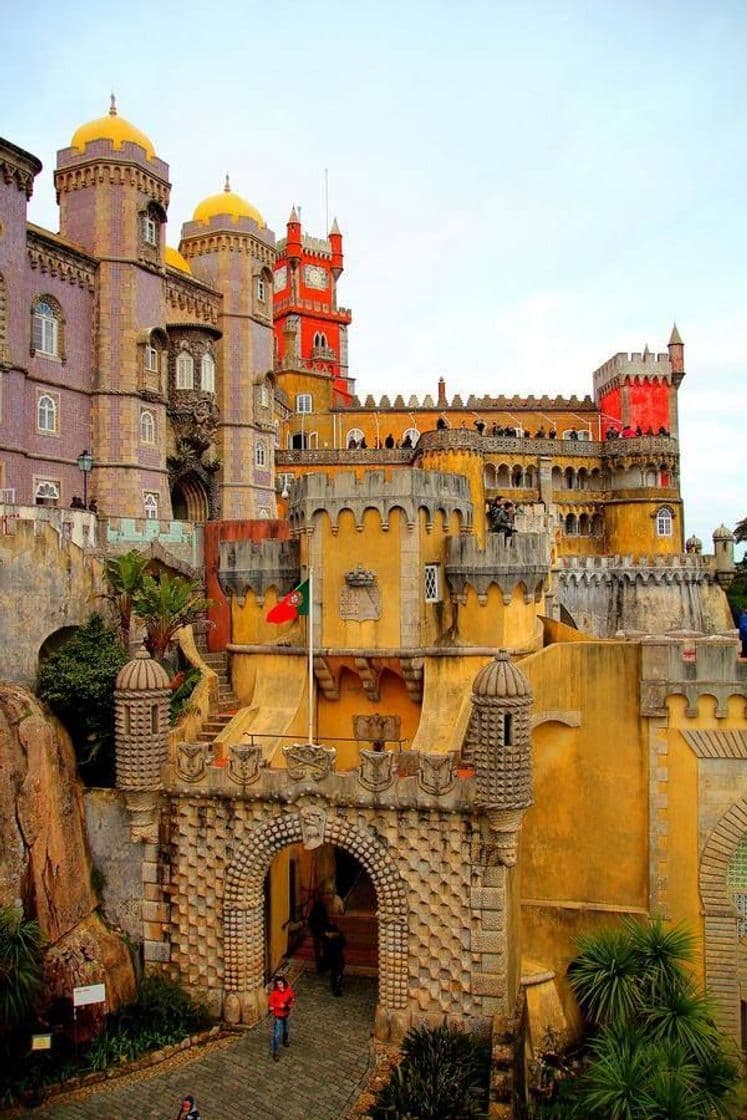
307,566,314,745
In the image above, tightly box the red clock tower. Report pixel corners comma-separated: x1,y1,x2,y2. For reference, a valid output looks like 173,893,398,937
273,209,353,401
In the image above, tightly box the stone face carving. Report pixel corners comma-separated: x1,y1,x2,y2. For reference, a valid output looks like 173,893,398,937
354,713,401,743
282,742,336,781
299,806,327,849
177,742,207,783
418,752,456,796
228,742,262,786
358,749,395,792
339,583,382,621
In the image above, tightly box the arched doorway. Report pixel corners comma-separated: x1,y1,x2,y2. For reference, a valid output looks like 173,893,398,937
223,809,408,1027
171,472,210,522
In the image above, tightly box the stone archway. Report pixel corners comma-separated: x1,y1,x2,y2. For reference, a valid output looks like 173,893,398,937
700,796,747,1041
223,809,408,1026
171,471,211,523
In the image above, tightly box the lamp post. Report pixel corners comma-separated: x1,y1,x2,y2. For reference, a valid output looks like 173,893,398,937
76,449,93,509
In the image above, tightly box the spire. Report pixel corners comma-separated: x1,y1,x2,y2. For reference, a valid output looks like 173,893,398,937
669,322,683,345
288,205,299,223
330,216,341,235
224,173,231,193
643,343,651,358
109,93,117,117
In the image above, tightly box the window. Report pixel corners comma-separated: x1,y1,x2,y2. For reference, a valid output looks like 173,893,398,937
201,353,215,393
259,384,270,408
150,704,159,734
424,564,441,603
140,410,155,444
37,393,57,433
143,492,159,520
727,836,747,938
296,393,312,414
258,507,270,518
656,507,673,537
32,300,59,357
346,428,365,448
175,352,194,389
503,713,513,746
402,427,420,447
273,420,280,447
144,345,159,373
257,277,266,302
564,513,578,535
255,441,267,467
34,479,60,506
313,331,328,350
143,214,158,245
562,428,590,441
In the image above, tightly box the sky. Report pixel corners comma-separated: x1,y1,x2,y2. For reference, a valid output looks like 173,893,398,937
2,0,744,554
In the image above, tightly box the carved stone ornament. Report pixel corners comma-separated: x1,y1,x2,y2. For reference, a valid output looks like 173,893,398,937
282,742,337,781
358,749,395,792
123,791,159,844
485,807,526,867
345,565,376,587
299,806,327,850
418,752,456,797
353,713,401,743
339,583,382,622
228,742,263,785
176,742,207,783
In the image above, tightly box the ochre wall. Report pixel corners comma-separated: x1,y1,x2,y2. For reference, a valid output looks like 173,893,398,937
604,497,684,554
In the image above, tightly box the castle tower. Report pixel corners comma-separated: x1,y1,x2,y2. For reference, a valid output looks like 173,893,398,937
114,646,170,793
712,523,736,588
467,651,533,1018
54,100,172,517
0,139,42,365
274,210,353,409
180,178,277,520
592,325,686,438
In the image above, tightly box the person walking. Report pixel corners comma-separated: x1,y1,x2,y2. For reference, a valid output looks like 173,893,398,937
307,892,328,973
176,1094,201,1120
739,608,747,659
322,922,347,997
268,975,296,1060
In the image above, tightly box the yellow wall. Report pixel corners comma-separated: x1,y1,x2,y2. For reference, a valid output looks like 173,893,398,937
317,664,421,768
604,496,684,554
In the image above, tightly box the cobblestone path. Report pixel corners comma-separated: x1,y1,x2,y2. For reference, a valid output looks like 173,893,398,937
29,973,377,1120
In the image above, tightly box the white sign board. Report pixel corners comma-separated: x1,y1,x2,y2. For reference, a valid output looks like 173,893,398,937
73,982,106,1007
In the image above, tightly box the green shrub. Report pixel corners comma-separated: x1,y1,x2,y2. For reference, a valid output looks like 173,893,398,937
169,666,201,725
0,905,44,1032
372,1023,490,1120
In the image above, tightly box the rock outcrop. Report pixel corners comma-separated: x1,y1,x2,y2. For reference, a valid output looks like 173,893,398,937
0,683,135,1010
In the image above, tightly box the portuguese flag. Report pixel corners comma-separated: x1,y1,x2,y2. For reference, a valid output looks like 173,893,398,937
266,579,310,624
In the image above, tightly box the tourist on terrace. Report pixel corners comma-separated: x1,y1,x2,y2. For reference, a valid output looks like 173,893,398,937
384,433,395,448
548,428,557,439
437,417,447,430
536,427,546,438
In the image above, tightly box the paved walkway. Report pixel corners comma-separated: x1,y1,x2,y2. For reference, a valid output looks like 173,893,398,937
29,973,377,1120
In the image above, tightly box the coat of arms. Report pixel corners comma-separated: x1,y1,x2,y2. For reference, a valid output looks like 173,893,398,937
358,749,395,792
228,742,262,786
176,742,207,783
282,742,336,781
418,752,456,796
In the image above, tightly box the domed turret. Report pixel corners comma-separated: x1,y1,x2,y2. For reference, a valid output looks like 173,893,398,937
70,96,156,160
468,650,533,822
114,646,170,791
192,174,265,228
713,524,736,586
164,245,192,274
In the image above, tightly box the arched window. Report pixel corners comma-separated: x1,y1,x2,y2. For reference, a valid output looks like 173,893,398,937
402,427,420,447
255,441,267,467
140,410,155,444
175,352,194,390
143,213,158,246
726,836,747,938
591,512,603,536
564,467,575,490
564,513,577,535
259,384,270,409
296,393,313,414
578,513,590,536
656,507,673,537
35,479,60,506
511,466,523,488
201,352,215,393
645,469,659,487
32,299,60,357
37,393,57,433
346,428,365,448
257,276,266,302
313,331,328,350
143,492,159,520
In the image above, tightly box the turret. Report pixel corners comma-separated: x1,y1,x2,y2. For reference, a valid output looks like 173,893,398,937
329,217,343,279
114,646,170,792
668,323,685,384
286,206,302,268
712,524,735,588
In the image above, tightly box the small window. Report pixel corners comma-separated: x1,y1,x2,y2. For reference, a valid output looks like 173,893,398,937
143,492,159,520
424,563,441,603
37,393,57,433
258,507,270,518
32,300,58,357
34,479,60,506
656,507,673,537
296,393,313,414
503,713,513,746
140,410,155,444
143,215,158,245
313,331,328,350
273,419,280,447
259,384,270,408
346,428,365,448
564,513,578,536
201,353,215,393
144,345,159,373
175,352,194,389
257,277,266,302
255,441,267,467
151,704,159,734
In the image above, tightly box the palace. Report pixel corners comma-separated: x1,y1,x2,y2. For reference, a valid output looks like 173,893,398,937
1,104,746,1109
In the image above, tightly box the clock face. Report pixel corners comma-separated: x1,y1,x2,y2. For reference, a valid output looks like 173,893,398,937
304,264,328,290
274,265,287,292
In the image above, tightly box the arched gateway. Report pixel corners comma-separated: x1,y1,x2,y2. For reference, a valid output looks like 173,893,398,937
222,810,408,1025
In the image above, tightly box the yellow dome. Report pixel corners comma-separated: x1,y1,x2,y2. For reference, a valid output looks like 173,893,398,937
164,245,192,274
71,97,156,161
193,175,265,228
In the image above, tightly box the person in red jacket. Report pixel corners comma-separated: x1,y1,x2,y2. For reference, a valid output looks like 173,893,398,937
268,975,296,1060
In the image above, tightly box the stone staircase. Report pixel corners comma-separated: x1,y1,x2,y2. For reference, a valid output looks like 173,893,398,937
291,912,378,976
195,650,241,749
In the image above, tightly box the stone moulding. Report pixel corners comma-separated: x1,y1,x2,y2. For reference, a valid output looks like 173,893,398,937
445,532,549,605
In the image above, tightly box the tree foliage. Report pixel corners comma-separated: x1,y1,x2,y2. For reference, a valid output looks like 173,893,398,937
134,572,210,662
734,515,747,544
103,549,150,648
0,906,44,1033
36,613,127,784
371,1023,490,1120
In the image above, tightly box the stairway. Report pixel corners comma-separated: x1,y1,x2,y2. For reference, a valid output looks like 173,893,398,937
195,650,241,749
291,912,378,976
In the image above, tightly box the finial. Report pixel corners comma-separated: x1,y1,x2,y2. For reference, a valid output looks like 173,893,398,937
330,216,341,235
288,205,299,223
643,342,651,358
109,93,117,117
224,173,231,193
669,322,683,345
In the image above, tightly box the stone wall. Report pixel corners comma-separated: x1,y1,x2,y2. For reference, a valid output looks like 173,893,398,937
84,789,146,947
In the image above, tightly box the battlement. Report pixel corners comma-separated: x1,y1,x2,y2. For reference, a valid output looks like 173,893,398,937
446,531,551,605
276,234,332,260
288,469,473,533
593,351,672,394
347,392,596,411
555,553,718,587
218,537,300,604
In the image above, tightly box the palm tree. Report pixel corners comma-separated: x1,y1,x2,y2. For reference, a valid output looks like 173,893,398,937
0,906,44,1032
103,550,149,649
567,926,639,1026
133,572,210,662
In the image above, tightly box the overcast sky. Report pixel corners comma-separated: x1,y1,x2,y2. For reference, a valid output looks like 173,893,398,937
2,0,744,554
